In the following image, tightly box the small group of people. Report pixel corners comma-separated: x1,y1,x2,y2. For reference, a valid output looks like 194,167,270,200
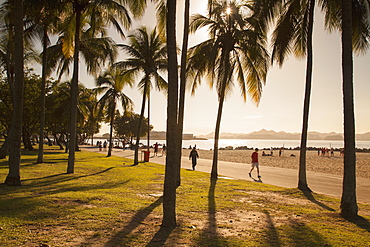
318,147,335,156
153,142,166,156
96,140,107,151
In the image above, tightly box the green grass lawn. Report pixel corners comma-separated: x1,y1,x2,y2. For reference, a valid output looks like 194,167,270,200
0,146,369,246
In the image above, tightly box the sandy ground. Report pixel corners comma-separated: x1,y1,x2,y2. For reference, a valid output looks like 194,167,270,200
182,149,370,179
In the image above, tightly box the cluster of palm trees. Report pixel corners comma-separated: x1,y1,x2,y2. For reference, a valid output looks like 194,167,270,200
1,0,368,227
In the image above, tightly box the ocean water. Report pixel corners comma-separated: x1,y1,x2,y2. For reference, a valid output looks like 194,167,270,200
148,139,370,150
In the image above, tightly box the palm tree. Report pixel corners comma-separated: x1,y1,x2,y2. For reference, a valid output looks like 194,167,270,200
319,0,369,217
268,0,316,191
46,0,133,173
259,0,369,192
187,0,269,180
23,0,62,164
340,0,357,215
0,1,39,159
113,26,167,165
162,0,179,228
5,0,24,186
95,67,134,157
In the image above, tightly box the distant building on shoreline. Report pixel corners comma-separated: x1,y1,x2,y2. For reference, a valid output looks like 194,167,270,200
144,131,206,140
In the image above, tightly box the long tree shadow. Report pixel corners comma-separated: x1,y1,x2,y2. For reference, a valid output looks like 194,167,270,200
343,214,370,233
146,225,174,247
103,196,163,246
21,167,116,186
195,177,229,246
263,210,282,247
301,189,336,211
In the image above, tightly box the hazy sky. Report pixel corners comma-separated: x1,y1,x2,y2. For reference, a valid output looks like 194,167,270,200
34,1,370,136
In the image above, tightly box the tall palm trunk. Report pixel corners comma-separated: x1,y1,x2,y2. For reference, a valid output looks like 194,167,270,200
107,102,116,157
134,84,148,165
340,0,358,217
211,53,230,180
211,85,226,180
67,6,82,174
162,0,179,228
176,0,190,187
5,0,24,186
298,0,315,191
147,94,150,152
37,27,48,163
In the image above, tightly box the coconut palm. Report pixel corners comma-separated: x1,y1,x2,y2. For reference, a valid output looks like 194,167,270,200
162,0,179,228
268,0,316,191
0,6,38,159
113,26,167,166
187,0,269,180
340,2,357,215
46,0,134,173
260,0,370,192
4,0,24,185
318,0,369,218
95,68,134,157
23,0,63,163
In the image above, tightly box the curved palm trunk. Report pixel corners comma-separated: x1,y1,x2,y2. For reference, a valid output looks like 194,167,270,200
211,52,230,181
211,87,226,180
37,28,48,163
107,102,116,157
176,0,190,187
5,0,24,186
147,94,150,152
67,6,82,174
298,0,315,191
340,0,358,217
134,84,148,165
162,0,179,228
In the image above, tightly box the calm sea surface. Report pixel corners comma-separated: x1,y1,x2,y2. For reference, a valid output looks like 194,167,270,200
147,139,370,150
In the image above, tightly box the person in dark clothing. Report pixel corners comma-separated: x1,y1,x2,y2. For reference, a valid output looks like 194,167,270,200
189,147,199,170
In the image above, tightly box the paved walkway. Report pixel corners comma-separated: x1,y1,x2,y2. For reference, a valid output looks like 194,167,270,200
81,146,370,205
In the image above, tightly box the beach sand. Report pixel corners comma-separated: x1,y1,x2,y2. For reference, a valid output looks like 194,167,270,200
182,149,370,179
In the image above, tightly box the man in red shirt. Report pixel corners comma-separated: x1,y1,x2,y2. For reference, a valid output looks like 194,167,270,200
249,148,261,179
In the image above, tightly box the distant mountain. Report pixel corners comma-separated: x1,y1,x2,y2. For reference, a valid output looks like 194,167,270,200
197,129,370,141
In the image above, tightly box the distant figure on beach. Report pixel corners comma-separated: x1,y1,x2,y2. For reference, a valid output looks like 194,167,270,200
154,142,159,156
249,148,261,179
162,144,166,156
189,147,199,170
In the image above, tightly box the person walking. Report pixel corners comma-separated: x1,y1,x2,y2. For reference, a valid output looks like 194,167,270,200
189,147,199,170
249,148,261,178
154,142,159,156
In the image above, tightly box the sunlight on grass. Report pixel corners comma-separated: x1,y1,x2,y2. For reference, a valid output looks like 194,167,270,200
0,146,369,246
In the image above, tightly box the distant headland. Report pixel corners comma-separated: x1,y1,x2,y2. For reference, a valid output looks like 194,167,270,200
196,129,370,141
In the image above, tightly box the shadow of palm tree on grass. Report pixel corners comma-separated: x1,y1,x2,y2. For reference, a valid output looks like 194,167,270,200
301,190,336,211
194,178,231,246
343,214,370,233
103,196,163,246
146,225,174,247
